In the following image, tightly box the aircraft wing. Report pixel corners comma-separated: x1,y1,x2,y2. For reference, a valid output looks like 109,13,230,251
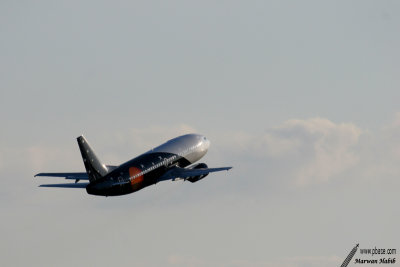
34,172,89,180
158,166,232,182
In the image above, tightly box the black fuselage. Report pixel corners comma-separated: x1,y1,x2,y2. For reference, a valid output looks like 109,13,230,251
86,152,191,196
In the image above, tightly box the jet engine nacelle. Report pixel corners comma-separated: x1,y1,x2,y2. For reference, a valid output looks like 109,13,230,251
187,163,209,183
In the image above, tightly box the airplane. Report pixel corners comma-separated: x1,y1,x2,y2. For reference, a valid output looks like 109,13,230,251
35,134,232,196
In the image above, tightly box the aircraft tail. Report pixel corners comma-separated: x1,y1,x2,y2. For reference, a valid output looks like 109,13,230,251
77,136,108,183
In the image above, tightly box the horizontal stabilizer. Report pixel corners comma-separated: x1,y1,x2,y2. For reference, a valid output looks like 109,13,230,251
35,172,89,180
39,183,89,188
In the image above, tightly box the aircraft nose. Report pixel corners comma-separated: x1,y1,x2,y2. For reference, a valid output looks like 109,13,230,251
202,136,210,150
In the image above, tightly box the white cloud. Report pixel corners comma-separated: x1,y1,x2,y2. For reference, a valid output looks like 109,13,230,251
215,118,362,186
269,118,362,185
357,112,400,180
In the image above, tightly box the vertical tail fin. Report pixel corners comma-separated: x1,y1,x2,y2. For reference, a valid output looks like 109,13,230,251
77,136,108,183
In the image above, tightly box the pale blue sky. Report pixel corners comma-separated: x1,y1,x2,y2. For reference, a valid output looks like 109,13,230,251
1,1,399,267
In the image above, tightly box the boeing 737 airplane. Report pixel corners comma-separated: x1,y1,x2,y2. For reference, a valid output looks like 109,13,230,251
35,134,232,196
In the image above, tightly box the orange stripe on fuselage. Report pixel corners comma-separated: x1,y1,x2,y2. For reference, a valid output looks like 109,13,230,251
129,167,144,188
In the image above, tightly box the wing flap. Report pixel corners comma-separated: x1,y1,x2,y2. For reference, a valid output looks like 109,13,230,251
159,166,232,182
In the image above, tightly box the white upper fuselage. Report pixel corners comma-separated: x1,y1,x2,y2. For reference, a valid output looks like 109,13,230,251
147,133,210,164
